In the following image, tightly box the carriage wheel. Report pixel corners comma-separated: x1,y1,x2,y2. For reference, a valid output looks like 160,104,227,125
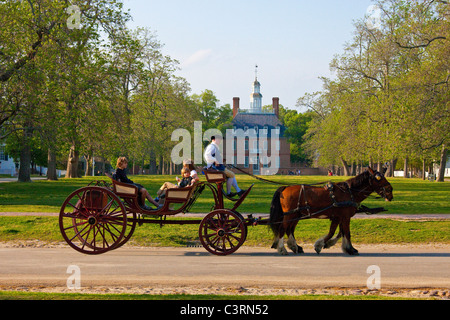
59,187,127,255
113,211,137,250
199,209,247,256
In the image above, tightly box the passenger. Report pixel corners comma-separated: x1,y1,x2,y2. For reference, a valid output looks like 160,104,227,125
182,159,200,185
114,157,161,210
156,167,193,200
204,135,245,197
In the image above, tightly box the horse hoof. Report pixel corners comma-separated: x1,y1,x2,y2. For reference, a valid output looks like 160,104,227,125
292,246,304,254
344,248,359,256
314,240,324,254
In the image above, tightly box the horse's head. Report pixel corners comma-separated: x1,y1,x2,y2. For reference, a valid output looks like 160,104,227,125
368,167,393,202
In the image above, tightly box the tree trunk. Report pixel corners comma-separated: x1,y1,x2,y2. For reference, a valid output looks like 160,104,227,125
150,150,157,174
66,144,80,178
388,158,397,177
350,161,356,176
18,140,32,183
403,157,409,178
340,157,350,176
47,148,58,181
422,158,426,180
18,125,33,183
84,153,93,177
377,162,382,172
437,144,447,182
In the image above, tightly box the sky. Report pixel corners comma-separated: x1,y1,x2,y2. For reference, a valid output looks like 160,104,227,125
123,0,376,112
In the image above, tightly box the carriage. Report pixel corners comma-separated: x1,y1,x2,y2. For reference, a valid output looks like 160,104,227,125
59,170,259,256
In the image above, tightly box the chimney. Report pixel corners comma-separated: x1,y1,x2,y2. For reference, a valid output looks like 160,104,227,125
272,97,279,118
233,97,240,118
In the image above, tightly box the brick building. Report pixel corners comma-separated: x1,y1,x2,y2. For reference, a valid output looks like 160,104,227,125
223,74,291,175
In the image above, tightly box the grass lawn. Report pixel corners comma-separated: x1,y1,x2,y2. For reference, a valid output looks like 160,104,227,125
0,216,449,245
0,175,449,214
0,175,449,246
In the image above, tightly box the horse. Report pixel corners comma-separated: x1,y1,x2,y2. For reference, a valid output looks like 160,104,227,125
269,167,393,255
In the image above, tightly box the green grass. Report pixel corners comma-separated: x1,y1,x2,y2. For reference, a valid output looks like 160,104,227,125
0,216,448,245
0,175,448,245
0,175,449,214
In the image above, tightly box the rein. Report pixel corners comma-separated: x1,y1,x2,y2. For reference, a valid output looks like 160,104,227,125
226,164,328,187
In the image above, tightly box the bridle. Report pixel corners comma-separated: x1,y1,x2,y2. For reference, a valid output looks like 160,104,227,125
368,171,393,201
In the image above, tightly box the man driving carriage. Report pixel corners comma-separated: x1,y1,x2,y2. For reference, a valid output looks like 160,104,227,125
204,135,245,197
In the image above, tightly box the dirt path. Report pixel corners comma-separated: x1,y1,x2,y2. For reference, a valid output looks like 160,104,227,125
0,243,448,299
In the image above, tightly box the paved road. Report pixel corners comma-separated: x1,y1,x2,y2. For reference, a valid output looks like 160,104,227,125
0,244,449,291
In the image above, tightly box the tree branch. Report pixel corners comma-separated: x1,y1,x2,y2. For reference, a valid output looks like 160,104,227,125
395,36,446,49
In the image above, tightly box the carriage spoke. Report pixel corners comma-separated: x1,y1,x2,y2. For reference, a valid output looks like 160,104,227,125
67,222,90,242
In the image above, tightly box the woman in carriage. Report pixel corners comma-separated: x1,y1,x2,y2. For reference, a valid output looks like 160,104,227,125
114,157,161,210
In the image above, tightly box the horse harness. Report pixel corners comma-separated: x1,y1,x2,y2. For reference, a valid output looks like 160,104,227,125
282,182,359,219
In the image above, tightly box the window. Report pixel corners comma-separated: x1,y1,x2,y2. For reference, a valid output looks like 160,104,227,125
244,156,249,168
0,145,8,161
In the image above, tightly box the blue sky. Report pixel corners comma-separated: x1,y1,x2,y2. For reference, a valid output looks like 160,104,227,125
123,0,375,112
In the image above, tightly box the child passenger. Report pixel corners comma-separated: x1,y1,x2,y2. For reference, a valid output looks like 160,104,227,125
156,167,194,200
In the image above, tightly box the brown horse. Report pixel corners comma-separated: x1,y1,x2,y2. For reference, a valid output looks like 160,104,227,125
269,167,393,255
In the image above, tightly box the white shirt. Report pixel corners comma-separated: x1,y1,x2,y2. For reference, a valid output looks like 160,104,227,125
204,142,222,167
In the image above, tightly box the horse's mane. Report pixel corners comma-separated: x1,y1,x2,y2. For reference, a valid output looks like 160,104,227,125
341,170,372,189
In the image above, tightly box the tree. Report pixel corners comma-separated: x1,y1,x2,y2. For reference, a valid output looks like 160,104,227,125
300,0,449,177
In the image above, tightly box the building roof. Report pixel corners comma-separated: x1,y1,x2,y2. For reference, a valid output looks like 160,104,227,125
231,113,286,137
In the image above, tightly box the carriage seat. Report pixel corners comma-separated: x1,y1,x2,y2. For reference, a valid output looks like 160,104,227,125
203,169,227,184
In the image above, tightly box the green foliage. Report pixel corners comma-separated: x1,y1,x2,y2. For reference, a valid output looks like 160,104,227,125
300,0,449,170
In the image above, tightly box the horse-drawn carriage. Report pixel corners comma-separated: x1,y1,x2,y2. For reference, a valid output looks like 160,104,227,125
59,170,257,256
59,167,393,256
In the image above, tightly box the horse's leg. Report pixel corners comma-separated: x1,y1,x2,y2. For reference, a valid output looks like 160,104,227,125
274,219,289,255
340,215,359,255
314,217,339,254
286,221,304,254
270,221,282,250
324,230,342,249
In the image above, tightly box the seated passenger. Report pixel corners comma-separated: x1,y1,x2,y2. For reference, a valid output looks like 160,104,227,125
114,157,161,210
183,159,200,185
156,167,194,202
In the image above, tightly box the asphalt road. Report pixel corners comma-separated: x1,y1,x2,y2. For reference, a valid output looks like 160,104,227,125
0,244,449,291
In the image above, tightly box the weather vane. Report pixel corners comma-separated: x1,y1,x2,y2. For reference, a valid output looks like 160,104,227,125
255,64,258,80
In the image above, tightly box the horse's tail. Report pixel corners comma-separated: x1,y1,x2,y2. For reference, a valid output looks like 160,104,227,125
269,186,286,237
